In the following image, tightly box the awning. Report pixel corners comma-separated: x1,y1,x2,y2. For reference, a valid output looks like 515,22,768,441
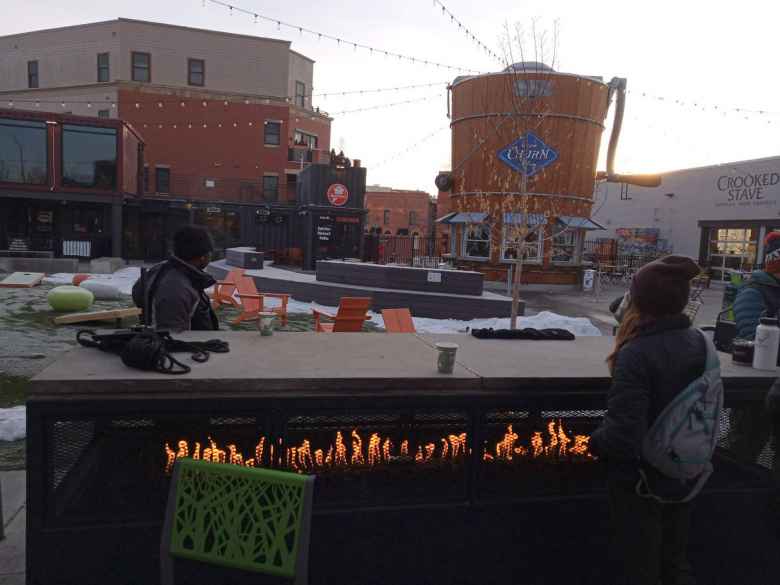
439,212,488,224
503,213,547,226
435,212,458,224
556,216,605,230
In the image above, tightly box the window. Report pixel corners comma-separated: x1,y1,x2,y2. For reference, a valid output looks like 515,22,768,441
463,223,491,259
72,207,104,234
97,53,110,82
383,210,391,226
0,118,48,184
264,121,281,146
502,225,542,263
514,79,553,98
62,124,117,189
552,228,581,264
293,130,318,149
188,58,205,86
97,109,110,119
155,167,170,194
263,175,279,201
143,166,149,192
295,81,306,108
409,210,417,226
707,227,759,281
27,60,39,88
131,52,151,82
620,183,632,201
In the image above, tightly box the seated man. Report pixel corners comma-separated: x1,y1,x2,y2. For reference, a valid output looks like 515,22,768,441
132,225,219,332
734,231,780,340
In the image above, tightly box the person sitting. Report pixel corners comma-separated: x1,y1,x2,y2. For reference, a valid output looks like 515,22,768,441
132,225,219,332
734,231,780,339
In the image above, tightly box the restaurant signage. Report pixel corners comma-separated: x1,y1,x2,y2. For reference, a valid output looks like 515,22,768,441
497,132,558,177
326,183,349,206
715,172,780,209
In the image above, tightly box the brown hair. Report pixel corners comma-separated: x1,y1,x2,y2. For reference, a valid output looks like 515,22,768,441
607,304,654,373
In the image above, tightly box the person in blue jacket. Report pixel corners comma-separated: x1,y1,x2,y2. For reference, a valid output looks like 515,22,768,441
734,231,780,339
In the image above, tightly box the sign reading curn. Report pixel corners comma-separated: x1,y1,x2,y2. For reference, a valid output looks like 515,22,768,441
497,132,559,177
326,183,349,207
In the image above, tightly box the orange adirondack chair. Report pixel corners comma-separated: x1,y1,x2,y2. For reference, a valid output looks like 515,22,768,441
209,268,245,310
381,308,416,333
232,276,290,326
312,297,372,332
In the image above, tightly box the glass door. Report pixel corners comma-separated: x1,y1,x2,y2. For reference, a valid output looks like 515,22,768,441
707,227,758,281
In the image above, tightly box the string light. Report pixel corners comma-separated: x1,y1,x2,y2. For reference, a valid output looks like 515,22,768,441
312,80,449,99
330,93,443,116
373,126,449,169
630,89,780,119
204,0,481,74
432,0,502,64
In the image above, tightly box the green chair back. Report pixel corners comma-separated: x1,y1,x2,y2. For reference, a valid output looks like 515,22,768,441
161,458,314,585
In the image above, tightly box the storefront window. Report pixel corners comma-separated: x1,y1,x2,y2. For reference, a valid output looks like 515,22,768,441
502,225,542,263
552,228,581,264
463,223,491,259
194,207,241,254
72,208,104,234
0,118,48,185
62,124,117,189
707,227,758,281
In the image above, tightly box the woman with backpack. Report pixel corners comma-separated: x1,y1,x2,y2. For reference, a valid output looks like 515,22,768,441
591,255,714,585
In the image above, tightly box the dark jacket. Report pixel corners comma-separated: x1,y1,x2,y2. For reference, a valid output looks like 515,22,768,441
733,270,780,340
132,256,219,332
768,378,780,420
591,315,707,486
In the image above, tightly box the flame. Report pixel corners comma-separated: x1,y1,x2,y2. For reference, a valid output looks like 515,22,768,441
163,421,592,474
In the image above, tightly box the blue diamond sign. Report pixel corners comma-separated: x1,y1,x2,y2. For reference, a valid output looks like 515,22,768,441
497,132,558,176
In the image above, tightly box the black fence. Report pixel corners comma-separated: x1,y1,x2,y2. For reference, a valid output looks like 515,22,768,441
27,385,778,585
363,234,451,267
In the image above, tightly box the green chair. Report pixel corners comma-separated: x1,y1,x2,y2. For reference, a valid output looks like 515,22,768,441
161,458,315,585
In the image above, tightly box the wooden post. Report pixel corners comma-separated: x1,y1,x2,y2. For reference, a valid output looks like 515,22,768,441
510,256,523,330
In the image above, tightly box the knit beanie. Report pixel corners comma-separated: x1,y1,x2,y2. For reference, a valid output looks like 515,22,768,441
630,255,701,317
764,231,780,274
173,225,214,260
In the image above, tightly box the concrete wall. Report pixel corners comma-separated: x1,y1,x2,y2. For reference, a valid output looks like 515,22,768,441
591,156,780,258
0,20,120,90
0,19,316,104
288,52,313,110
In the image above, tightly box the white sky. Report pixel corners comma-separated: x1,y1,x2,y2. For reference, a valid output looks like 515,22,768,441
5,0,780,194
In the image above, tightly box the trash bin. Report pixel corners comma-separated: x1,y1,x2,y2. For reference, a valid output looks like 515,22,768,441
583,269,595,292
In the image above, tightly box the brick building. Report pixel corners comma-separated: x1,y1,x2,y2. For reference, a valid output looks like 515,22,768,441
365,186,435,237
0,18,332,259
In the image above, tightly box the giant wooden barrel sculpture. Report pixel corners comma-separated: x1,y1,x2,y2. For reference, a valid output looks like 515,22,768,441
448,62,615,281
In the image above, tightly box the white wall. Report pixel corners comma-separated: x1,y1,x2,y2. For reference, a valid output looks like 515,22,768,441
591,156,780,257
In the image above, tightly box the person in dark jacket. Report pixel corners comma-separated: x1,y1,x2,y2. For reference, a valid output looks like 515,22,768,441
734,231,780,340
591,255,705,585
132,225,219,332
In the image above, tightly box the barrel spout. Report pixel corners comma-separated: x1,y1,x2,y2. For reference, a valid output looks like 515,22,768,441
600,77,662,188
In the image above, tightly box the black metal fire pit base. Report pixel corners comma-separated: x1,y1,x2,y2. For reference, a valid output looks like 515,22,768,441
30,486,778,585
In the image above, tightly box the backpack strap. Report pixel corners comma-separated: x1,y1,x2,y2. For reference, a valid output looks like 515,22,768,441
698,328,721,372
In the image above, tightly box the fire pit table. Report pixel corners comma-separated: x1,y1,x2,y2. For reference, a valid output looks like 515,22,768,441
26,333,778,585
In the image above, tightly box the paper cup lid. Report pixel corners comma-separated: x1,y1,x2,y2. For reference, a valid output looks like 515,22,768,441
435,342,459,350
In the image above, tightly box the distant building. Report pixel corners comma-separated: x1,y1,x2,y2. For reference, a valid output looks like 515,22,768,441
365,186,434,237
0,108,143,258
591,156,780,281
0,18,331,259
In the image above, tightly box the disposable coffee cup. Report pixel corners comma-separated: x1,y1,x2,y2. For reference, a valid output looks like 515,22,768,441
257,313,276,336
435,342,459,374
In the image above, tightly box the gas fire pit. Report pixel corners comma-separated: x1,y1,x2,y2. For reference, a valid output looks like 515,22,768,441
26,334,778,585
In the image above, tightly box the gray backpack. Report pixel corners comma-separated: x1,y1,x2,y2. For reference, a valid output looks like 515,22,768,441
638,330,723,503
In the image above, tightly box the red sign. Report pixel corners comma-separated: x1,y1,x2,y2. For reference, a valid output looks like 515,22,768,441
326,183,349,207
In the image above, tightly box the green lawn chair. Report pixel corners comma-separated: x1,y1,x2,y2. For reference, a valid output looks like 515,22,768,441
161,458,315,585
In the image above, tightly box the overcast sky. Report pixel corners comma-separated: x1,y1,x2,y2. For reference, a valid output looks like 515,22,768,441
5,0,779,194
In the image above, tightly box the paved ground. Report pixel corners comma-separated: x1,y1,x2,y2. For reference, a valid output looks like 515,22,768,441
0,471,24,585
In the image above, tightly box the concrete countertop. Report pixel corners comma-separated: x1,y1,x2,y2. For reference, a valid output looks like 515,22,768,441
30,331,778,401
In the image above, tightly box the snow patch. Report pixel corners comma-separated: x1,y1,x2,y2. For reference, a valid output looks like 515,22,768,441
0,406,26,442
43,267,141,296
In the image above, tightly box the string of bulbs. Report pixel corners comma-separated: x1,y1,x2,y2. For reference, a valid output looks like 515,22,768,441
206,0,482,74
629,89,780,120
372,126,449,169
431,0,502,64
